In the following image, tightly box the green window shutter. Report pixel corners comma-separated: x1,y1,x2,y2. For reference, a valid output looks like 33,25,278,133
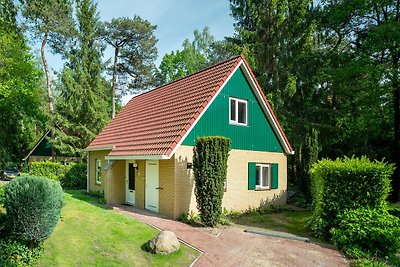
248,162,256,190
271,163,279,189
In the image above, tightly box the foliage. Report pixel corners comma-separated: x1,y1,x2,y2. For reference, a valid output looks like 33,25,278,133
193,136,231,227
159,27,234,83
63,163,86,189
307,157,394,239
0,238,43,267
177,211,201,226
0,184,4,205
331,208,400,258
30,160,65,182
20,0,74,121
0,1,45,166
4,176,64,245
53,0,110,156
100,16,158,118
87,190,106,204
351,258,389,267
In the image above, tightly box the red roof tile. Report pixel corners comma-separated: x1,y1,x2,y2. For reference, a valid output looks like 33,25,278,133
87,55,294,157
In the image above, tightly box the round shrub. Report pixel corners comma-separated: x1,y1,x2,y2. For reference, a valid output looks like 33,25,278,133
330,208,400,258
193,136,231,227
4,176,64,244
62,163,86,189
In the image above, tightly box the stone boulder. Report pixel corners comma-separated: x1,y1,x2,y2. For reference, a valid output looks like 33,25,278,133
146,230,180,255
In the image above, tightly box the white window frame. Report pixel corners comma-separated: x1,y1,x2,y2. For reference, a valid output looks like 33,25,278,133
229,97,248,126
95,159,102,185
256,163,271,189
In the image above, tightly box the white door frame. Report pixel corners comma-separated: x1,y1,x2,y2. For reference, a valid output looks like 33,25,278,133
125,160,136,205
145,160,159,213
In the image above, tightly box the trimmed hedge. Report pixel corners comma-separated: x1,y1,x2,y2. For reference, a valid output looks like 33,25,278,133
331,208,400,258
30,161,87,189
307,156,393,239
193,136,231,227
30,161,65,182
63,163,86,189
4,176,64,245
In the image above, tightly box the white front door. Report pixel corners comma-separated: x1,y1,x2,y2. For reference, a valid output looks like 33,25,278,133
125,161,136,205
145,160,159,213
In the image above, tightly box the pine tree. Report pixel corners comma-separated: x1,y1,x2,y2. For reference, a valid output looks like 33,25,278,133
53,0,110,156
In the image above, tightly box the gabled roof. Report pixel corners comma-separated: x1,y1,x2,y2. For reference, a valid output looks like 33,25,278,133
87,55,294,158
23,130,52,161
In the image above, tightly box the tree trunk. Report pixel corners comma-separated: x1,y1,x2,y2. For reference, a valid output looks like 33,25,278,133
111,46,119,119
41,31,56,156
392,81,400,202
41,31,55,117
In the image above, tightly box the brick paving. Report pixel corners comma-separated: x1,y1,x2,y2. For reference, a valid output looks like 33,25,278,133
112,205,348,267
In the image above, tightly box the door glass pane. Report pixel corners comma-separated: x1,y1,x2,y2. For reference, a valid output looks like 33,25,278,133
256,165,261,186
262,166,268,187
128,163,135,190
238,101,246,124
230,99,236,121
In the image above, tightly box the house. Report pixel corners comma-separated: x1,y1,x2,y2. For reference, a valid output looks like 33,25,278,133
86,55,294,218
23,130,81,168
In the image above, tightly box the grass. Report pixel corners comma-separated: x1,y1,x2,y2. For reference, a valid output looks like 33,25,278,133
227,207,316,241
38,190,199,267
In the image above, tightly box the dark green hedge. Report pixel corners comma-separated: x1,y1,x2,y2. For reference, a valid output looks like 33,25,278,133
307,156,393,239
4,176,64,245
30,161,86,189
193,136,231,227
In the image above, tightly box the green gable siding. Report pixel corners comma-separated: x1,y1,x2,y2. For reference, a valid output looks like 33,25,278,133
182,68,284,152
32,138,53,156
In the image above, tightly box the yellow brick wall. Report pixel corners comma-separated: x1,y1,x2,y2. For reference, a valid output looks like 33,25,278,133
135,160,146,209
88,150,110,193
174,145,287,215
105,160,125,204
159,158,175,217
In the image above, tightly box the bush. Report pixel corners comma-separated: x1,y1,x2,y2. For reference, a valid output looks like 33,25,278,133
331,208,400,258
351,258,388,267
307,156,393,238
0,238,43,266
62,163,86,189
4,176,64,245
0,184,4,205
193,136,231,227
30,161,65,182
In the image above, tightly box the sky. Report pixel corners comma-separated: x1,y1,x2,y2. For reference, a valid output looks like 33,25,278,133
41,0,236,103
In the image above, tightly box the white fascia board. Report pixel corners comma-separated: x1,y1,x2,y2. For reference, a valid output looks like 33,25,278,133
105,155,168,160
166,62,243,159
239,63,294,155
86,146,114,151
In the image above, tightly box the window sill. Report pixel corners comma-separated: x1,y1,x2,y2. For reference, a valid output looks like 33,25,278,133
95,182,102,185
229,121,248,127
255,187,270,191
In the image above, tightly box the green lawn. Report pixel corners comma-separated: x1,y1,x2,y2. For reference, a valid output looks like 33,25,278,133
39,190,199,267
228,208,315,240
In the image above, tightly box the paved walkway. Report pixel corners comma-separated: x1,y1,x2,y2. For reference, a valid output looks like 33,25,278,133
112,205,348,267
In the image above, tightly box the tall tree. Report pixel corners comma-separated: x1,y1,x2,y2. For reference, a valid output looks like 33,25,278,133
100,16,158,118
0,0,44,164
20,0,74,130
159,27,234,83
319,0,400,201
53,0,110,156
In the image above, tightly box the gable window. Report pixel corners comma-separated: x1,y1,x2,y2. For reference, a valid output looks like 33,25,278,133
256,164,271,189
96,159,102,185
229,97,248,126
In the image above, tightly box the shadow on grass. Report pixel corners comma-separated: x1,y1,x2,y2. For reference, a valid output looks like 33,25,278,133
66,189,112,210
